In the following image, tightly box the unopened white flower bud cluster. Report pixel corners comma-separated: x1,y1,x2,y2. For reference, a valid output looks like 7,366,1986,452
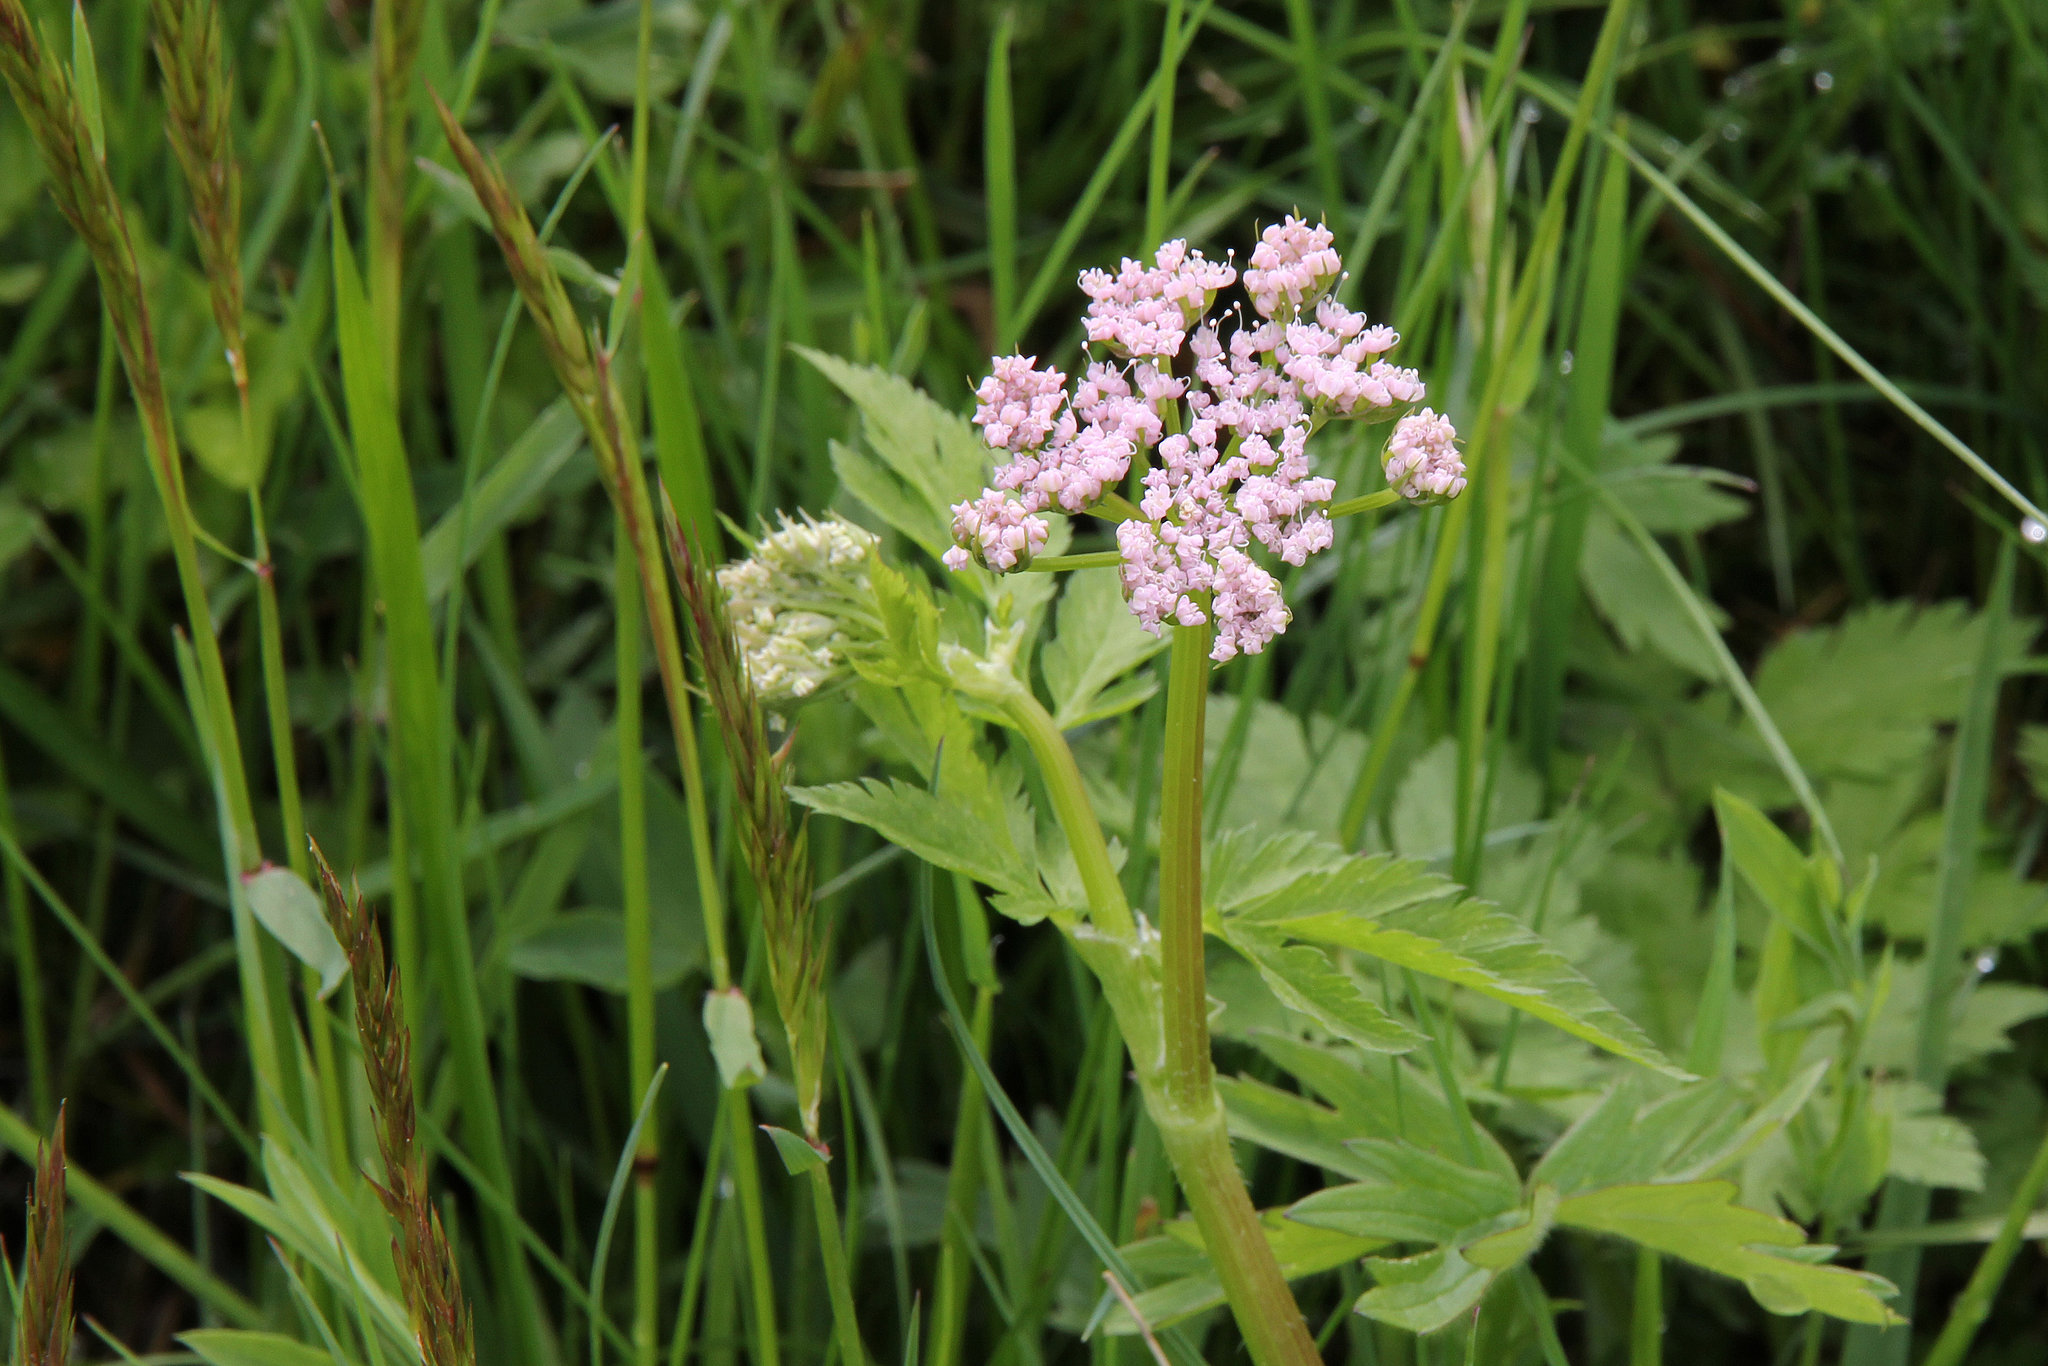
717,514,879,703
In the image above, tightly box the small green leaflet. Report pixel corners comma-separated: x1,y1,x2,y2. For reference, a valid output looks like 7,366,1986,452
1752,600,2036,786
793,742,1065,925
1220,926,1425,1054
1099,1211,1381,1335
240,866,348,997
1289,1140,1521,1246
1532,1063,1829,1196
1354,1245,1492,1332
798,348,991,559
763,1124,831,1175
1230,1034,1520,1179
1555,1181,1902,1325
1284,1140,1551,1332
1220,832,1683,1076
1282,1148,1898,1330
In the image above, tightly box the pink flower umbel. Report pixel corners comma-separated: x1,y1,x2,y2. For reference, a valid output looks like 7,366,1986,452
947,220,1464,661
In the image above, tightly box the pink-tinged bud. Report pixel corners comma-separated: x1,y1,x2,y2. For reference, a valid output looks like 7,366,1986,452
1384,409,1466,505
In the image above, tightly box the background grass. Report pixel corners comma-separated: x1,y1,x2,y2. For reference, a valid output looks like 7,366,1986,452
2,0,2047,1363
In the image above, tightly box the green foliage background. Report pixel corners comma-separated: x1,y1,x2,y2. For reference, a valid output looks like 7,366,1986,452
1,0,2046,1363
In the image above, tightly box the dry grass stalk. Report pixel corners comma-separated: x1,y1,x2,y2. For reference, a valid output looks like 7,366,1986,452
311,841,476,1366
667,513,832,1142
17,1106,72,1366
147,0,245,397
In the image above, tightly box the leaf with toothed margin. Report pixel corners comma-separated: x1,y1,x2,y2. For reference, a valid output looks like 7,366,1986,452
1219,924,1425,1054
1555,1181,1902,1325
1218,831,1684,1077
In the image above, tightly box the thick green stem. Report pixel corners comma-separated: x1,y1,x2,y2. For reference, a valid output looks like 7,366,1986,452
1005,650,1318,1366
1150,1102,1318,1366
1159,623,1212,1106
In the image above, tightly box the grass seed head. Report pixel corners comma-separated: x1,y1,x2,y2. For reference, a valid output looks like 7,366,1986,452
433,93,602,424
0,0,177,475
669,514,834,1140
148,0,245,392
17,1106,72,1366
311,841,476,1366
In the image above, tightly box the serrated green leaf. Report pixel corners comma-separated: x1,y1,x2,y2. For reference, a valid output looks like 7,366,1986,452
1556,1180,1902,1325
1606,466,1750,532
240,866,349,997
1218,1074,1390,1182
1232,841,1682,1076
1233,1034,1519,1177
1866,962,2048,1070
1101,1211,1382,1335
1202,697,1368,843
1752,601,2037,784
852,555,945,688
1206,827,1355,916
1287,1140,1521,1246
1355,1245,1492,1332
763,1124,831,1175
1860,814,2048,947
800,348,991,558
1043,567,1166,728
791,773,1044,907
1871,1080,1986,1191
1533,1063,1827,1196
1222,927,1424,1054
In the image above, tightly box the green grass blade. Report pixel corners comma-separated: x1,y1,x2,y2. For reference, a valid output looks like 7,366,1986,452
1849,541,2015,1365
326,174,550,1363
